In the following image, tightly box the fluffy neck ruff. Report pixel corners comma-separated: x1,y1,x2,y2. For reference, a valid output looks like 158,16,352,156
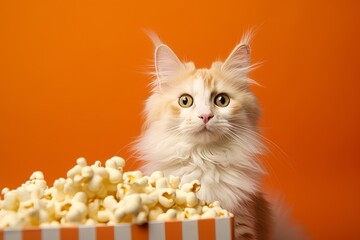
136,122,265,212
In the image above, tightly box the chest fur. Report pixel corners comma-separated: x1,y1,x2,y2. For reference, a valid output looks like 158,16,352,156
155,148,260,211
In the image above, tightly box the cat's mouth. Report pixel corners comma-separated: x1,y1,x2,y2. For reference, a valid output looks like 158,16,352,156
197,125,212,134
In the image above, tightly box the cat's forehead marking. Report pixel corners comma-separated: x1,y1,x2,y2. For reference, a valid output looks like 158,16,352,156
194,69,215,90
190,70,215,108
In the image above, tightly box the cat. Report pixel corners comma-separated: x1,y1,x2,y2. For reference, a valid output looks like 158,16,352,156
134,32,286,239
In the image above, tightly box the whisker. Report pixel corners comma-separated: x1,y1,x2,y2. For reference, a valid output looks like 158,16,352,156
235,126,294,165
229,124,298,185
217,123,289,186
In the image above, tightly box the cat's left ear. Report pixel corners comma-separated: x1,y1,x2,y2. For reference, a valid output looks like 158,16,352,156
221,43,251,77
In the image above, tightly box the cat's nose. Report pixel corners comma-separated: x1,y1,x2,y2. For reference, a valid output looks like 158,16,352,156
198,113,214,124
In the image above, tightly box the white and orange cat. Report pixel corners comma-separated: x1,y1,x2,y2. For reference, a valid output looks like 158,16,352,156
135,33,298,240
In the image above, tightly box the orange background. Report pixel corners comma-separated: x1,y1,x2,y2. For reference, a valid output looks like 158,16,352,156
0,0,359,239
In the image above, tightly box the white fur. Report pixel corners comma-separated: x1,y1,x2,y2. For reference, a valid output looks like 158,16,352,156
136,119,264,212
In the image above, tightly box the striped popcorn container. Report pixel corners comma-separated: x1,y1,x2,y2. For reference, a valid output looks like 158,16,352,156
0,216,234,240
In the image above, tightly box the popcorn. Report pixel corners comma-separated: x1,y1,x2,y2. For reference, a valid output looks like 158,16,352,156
0,156,232,228
76,157,87,168
148,206,163,221
65,202,87,223
201,208,217,219
169,175,180,189
97,210,110,223
158,188,175,208
67,165,82,179
185,192,199,208
174,189,186,205
150,171,164,180
123,171,143,184
103,196,117,212
2,190,19,211
181,180,201,193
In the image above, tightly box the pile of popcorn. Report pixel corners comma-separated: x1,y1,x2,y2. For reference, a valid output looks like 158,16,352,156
0,156,231,228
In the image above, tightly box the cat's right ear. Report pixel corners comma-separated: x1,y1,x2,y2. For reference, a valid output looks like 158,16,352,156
146,31,185,80
154,44,185,79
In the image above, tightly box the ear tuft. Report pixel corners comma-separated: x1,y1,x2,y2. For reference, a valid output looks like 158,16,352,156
221,31,254,77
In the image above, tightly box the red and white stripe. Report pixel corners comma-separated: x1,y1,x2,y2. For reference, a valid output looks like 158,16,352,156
0,217,234,240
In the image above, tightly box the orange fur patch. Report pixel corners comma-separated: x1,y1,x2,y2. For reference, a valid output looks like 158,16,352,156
169,104,180,117
230,101,242,114
197,69,215,91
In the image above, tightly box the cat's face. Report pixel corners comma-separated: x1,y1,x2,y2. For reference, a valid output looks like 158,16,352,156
147,65,259,144
145,34,259,144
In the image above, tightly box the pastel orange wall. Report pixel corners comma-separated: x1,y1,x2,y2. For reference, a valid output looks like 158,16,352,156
0,0,359,238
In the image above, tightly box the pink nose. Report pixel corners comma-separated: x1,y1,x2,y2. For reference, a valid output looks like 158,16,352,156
198,113,214,123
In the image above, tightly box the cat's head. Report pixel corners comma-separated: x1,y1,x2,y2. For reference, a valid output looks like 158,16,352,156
144,33,260,145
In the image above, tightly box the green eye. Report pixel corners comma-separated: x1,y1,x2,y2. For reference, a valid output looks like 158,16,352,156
178,94,193,108
214,93,230,107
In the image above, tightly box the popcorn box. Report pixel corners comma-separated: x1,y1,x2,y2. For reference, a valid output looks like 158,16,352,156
0,157,235,239
0,216,234,240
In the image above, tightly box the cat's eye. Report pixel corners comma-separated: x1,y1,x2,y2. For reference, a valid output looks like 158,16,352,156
214,93,230,107
178,94,193,108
